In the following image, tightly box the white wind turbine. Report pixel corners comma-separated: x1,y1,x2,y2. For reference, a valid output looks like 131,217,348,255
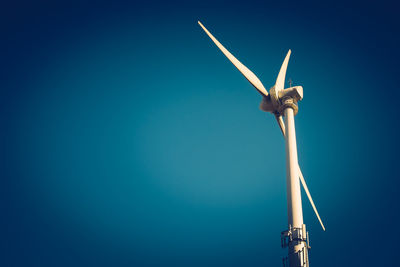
198,21,325,267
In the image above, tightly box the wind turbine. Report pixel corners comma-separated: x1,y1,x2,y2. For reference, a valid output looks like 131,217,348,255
198,21,325,267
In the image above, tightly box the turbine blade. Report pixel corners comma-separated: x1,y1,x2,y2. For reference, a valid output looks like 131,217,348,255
275,118,326,231
198,21,269,97
275,114,285,136
275,50,291,92
298,167,326,231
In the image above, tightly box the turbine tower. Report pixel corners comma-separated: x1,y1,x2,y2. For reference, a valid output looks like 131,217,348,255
198,21,325,267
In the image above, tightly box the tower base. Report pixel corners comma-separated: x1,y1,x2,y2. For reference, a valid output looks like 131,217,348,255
281,224,310,267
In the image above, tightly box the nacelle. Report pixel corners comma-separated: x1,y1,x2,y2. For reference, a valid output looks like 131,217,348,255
260,86,303,114
279,86,303,102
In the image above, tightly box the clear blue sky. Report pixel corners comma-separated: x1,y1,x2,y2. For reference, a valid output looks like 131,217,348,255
2,0,399,266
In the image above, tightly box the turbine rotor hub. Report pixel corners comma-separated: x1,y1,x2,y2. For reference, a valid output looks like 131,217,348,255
269,85,280,111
